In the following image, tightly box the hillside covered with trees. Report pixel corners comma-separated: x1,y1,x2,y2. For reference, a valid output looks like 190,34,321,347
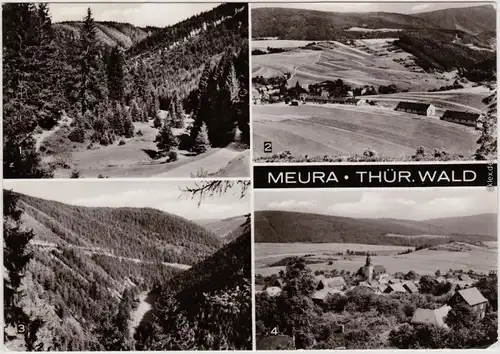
254,210,497,246
3,3,249,178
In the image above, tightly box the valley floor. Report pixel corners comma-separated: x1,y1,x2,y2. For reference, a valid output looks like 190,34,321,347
39,120,250,178
255,242,498,277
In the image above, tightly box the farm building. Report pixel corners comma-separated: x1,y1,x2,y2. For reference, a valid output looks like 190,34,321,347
270,279,284,288
449,287,488,320
383,283,407,294
255,284,265,294
345,98,364,106
306,96,330,104
290,100,299,106
315,276,347,291
441,110,482,128
395,101,436,116
411,305,451,328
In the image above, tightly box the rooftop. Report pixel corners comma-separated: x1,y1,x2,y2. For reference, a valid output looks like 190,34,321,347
457,287,488,306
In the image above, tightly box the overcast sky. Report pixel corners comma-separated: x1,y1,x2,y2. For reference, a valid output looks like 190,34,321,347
48,2,221,27
251,1,494,14
4,180,249,220
255,188,496,221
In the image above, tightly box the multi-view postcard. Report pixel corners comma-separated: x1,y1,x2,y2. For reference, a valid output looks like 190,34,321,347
254,187,497,349
3,180,251,351
3,2,250,178
251,2,497,163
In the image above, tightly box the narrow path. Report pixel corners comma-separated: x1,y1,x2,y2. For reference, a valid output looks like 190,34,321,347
129,291,152,339
153,146,246,177
33,115,73,151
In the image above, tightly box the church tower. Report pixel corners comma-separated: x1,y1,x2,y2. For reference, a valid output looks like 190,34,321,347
363,253,374,282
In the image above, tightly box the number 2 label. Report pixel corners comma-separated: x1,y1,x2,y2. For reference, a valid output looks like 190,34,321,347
264,142,272,153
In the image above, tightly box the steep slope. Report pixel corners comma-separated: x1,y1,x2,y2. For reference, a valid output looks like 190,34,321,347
413,5,496,35
18,192,222,265
195,214,248,241
254,210,496,245
54,21,158,49
134,222,251,350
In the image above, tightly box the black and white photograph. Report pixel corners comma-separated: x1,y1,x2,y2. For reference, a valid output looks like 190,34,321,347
3,2,250,178
254,187,497,349
251,2,497,162
3,180,251,351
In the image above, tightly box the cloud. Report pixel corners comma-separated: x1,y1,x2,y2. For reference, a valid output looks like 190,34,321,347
327,192,494,220
410,4,433,12
267,200,315,209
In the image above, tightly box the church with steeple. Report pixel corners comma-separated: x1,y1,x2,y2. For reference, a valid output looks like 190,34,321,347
363,253,374,282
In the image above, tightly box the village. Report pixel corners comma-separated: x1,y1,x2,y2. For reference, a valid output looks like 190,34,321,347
252,76,484,130
255,253,496,349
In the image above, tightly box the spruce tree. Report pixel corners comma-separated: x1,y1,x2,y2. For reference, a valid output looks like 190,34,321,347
130,99,142,122
123,108,135,138
78,7,107,115
155,120,178,156
107,46,125,101
192,122,210,154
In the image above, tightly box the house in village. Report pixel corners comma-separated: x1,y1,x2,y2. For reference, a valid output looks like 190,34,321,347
316,275,347,291
449,287,488,320
345,98,364,106
312,275,346,304
411,305,451,328
395,101,436,116
383,283,407,294
441,110,482,128
256,334,294,350
403,281,419,294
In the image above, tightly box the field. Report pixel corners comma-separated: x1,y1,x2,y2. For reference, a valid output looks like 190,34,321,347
252,40,457,90
255,242,498,277
41,120,249,178
253,103,480,159
252,39,317,49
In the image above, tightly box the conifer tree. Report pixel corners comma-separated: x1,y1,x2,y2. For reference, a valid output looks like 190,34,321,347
192,122,211,154
123,108,135,138
155,120,178,155
107,46,125,101
130,99,142,122
78,8,107,115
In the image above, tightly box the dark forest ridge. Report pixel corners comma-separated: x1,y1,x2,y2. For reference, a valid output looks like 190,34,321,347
252,4,496,38
15,190,223,266
255,210,497,245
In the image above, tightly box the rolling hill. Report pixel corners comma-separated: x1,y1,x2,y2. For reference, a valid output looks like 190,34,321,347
18,192,222,265
252,5,496,40
413,5,496,35
254,210,497,245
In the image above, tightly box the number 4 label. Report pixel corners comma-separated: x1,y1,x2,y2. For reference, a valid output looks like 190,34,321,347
270,327,278,335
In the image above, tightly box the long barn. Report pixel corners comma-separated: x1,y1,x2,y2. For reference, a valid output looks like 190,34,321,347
395,101,436,116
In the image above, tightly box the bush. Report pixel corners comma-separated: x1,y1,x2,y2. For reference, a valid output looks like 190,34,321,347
136,130,143,136
167,151,178,162
70,169,82,178
153,116,162,129
68,126,86,143
118,139,126,146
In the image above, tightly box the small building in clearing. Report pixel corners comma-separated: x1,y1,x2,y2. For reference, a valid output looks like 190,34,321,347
441,110,482,128
395,101,436,116
403,281,419,294
411,305,451,328
449,287,488,320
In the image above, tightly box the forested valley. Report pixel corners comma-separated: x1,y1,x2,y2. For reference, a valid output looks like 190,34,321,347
3,188,251,350
3,3,249,178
